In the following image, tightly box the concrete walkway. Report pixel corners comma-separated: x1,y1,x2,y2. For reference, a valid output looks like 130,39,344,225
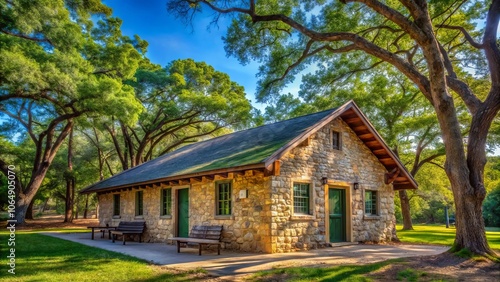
44,232,447,279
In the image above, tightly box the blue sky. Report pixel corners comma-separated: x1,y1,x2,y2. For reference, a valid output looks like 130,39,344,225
104,0,277,110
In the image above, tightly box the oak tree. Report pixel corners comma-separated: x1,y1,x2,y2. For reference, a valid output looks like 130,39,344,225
99,59,252,170
0,0,143,224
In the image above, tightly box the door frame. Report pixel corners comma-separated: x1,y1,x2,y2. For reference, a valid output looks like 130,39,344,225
173,186,190,237
324,181,353,243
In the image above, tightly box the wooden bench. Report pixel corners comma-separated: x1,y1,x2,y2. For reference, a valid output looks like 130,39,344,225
110,221,146,245
171,225,223,255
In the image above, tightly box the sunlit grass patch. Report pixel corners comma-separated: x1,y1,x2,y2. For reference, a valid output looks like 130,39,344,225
248,260,401,282
0,232,209,282
396,224,500,251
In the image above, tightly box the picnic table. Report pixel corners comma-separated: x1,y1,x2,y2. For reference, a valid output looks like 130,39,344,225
87,225,117,240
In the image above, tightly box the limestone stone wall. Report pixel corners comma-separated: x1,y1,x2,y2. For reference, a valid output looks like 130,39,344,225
189,172,272,253
98,188,175,243
97,117,396,253
270,118,396,252
97,172,273,252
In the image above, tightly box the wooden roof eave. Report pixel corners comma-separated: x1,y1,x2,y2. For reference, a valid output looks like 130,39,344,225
345,103,418,190
80,162,267,194
263,100,418,190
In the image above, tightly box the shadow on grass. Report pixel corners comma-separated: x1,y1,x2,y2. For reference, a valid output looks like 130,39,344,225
248,259,403,282
373,266,457,282
0,233,208,282
130,268,212,282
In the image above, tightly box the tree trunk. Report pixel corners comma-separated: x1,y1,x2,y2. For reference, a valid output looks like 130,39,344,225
25,200,34,220
393,147,414,230
83,194,89,219
411,7,495,254
15,165,51,224
399,190,413,230
450,102,497,255
433,89,493,255
40,198,49,213
13,121,74,225
64,129,75,223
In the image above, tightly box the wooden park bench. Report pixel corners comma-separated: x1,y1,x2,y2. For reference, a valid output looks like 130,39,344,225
171,225,223,255
110,221,146,245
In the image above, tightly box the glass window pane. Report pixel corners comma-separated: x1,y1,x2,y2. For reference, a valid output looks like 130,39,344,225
113,194,120,216
161,188,171,216
136,191,143,216
365,190,377,215
217,182,231,215
332,131,340,150
293,183,310,214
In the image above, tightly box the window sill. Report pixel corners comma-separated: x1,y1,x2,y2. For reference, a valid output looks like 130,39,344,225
364,215,380,220
134,216,144,219
215,215,234,220
160,215,172,219
112,215,121,219
291,214,314,221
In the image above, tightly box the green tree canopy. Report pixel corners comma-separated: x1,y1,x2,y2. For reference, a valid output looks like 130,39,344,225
89,58,253,170
0,0,145,223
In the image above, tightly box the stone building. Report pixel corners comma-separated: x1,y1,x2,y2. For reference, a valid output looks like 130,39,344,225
81,100,417,253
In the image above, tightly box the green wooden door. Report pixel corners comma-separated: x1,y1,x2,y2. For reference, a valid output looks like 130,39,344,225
329,188,346,242
177,188,189,237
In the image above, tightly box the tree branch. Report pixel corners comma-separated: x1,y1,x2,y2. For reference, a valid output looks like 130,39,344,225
437,25,483,49
0,30,54,46
176,0,433,100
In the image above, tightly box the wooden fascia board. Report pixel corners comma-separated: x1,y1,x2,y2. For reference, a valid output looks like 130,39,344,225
262,100,417,190
80,163,266,194
263,101,354,167
347,103,418,190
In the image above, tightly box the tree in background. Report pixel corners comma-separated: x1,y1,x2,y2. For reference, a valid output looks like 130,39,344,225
0,0,144,224
96,59,253,170
168,0,500,256
483,157,500,227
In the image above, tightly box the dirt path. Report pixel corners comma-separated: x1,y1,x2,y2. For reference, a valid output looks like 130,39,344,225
368,252,500,282
6,214,98,230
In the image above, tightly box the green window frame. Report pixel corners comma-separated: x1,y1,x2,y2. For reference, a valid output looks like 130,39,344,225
135,190,144,216
113,194,120,216
161,188,172,216
365,190,378,215
293,183,310,214
216,182,232,215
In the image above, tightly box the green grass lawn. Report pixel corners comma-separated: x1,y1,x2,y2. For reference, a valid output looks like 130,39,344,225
0,231,208,282
396,224,500,251
2,225,498,281
250,225,500,281
248,259,400,282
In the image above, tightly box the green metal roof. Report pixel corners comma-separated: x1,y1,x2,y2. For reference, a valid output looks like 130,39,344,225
81,108,337,193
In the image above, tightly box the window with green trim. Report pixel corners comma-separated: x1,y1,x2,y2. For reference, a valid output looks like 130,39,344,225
365,190,378,215
113,194,120,216
161,188,172,216
293,183,310,214
216,182,232,215
135,190,143,216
